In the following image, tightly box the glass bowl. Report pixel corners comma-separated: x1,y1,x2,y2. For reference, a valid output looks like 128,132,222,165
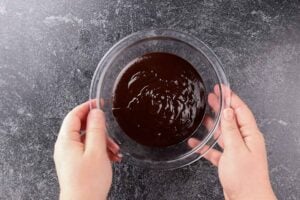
90,29,230,170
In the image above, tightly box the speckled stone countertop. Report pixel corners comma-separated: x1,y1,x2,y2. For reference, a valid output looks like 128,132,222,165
0,1,300,199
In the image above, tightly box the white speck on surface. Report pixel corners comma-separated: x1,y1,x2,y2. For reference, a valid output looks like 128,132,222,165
26,113,33,118
156,10,162,17
90,19,100,26
17,107,25,115
278,120,288,126
251,10,258,15
9,168,14,176
0,5,7,15
260,118,289,126
43,13,83,27
90,18,108,28
251,10,272,23
17,107,33,118
90,10,109,27
129,12,134,33
115,8,120,15
29,8,34,13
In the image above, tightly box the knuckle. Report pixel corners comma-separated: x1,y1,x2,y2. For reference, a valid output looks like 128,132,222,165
225,125,238,133
88,127,106,135
86,148,105,159
253,131,264,140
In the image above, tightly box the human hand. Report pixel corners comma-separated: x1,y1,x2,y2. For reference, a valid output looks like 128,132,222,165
189,86,276,200
54,101,120,200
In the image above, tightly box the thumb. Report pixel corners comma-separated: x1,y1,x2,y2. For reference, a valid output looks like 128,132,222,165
85,109,107,154
221,108,245,151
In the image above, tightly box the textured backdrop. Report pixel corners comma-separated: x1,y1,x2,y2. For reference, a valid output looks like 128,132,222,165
0,0,299,199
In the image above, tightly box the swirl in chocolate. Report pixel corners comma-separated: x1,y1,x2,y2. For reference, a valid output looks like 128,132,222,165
113,52,206,147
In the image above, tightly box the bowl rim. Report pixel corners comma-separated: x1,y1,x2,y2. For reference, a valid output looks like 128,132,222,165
89,29,230,169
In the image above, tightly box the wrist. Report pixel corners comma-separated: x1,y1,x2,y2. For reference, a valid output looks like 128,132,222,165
229,187,276,200
60,189,107,200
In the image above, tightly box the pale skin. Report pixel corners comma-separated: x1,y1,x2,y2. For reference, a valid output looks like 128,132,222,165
54,87,277,200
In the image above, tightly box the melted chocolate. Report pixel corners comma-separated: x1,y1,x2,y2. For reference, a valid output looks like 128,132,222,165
112,52,206,147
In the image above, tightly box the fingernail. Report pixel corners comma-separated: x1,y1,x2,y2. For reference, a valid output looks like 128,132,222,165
89,108,100,114
223,108,234,121
117,153,123,158
225,97,231,107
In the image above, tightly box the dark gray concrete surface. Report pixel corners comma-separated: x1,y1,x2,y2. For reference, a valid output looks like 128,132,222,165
1,0,300,199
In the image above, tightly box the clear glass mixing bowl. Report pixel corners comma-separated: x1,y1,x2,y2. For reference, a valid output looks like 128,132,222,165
90,29,230,169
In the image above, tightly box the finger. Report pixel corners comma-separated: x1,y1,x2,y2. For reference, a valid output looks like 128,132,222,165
208,92,220,113
217,133,225,149
230,92,259,136
81,127,121,161
89,99,97,109
203,116,224,148
107,137,120,155
58,101,91,142
100,98,105,108
108,149,122,162
207,92,224,148
107,138,122,162
79,99,99,130
221,108,246,151
214,85,260,138
98,98,121,156
202,148,222,166
188,138,222,166
214,84,231,107
85,109,107,154
99,98,112,110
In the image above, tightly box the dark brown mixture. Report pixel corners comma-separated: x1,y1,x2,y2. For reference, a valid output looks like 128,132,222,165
112,52,206,147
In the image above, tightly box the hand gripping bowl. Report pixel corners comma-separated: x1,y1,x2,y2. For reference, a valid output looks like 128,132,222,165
90,29,230,170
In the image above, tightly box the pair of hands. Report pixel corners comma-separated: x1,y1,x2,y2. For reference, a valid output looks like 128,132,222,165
54,87,276,200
